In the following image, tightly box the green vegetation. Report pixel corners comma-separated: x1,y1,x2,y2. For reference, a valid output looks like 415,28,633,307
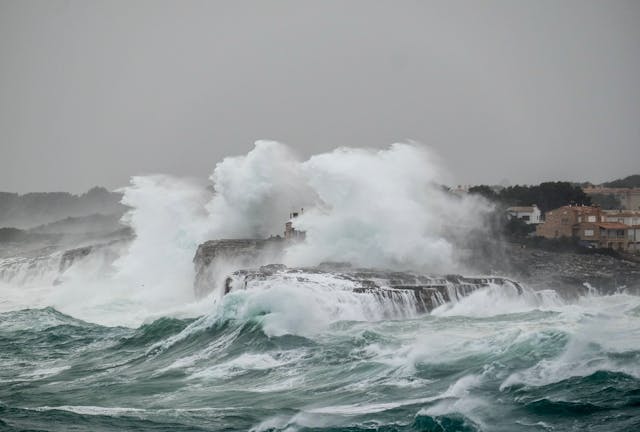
468,181,594,244
468,181,591,214
467,185,498,201
503,217,536,238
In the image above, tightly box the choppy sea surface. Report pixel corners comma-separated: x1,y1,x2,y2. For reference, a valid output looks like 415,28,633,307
1,281,639,432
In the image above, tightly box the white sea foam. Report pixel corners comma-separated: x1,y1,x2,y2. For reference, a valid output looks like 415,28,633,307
431,283,565,317
34,405,147,416
417,374,487,424
500,293,640,390
19,365,71,380
211,271,422,337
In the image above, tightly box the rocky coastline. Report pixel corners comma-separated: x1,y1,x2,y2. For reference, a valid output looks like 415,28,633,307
479,242,640,295
224,263,522,313
193,238,640,300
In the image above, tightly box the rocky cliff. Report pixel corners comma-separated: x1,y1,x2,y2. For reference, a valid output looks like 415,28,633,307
192,238,286,296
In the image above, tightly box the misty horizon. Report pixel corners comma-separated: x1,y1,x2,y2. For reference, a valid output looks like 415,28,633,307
1,160,637,196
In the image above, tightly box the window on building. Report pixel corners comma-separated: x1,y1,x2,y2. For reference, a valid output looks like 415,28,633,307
561,218,569,224
584,229,594,237
522,215,530,221
587,215,596,222
617,230,625,237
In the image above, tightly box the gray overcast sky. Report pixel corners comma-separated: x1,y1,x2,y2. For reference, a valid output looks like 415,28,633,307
1,0,639,193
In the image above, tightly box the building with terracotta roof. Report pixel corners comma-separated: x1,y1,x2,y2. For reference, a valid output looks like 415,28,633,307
536,205,639,251
536,205,601,239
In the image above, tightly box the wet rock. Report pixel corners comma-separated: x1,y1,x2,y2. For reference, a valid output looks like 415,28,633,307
224,265,522,313
498,243,640,295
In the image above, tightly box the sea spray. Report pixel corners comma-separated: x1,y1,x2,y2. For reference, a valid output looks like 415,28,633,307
200,141,494,273
283,143,493,271
198,140,492,273
205,140,317,239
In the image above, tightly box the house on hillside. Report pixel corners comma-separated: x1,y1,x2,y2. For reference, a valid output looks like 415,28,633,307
506,205,541,224
536,205,601,239
536,205,639,251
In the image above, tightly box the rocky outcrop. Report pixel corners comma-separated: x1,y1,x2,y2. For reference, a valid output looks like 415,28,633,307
193,236,640,307
224,264,522,313
193,238,286,296
499,243,640,295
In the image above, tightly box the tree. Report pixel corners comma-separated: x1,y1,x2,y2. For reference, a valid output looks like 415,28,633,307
498,182,590,213
503,217,536,238
468,185,498,201
466,182,592,214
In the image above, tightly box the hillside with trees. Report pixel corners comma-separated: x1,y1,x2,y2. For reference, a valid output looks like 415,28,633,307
468,181,591,213
0,187,126,229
